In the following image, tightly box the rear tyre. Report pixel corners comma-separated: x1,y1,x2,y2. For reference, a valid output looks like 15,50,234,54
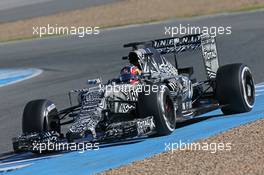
215,63,255,115
138,85,177,136
22,99,60,133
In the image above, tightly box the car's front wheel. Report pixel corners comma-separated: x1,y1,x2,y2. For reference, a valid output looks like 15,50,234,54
138,84,179,136
22,99,60,134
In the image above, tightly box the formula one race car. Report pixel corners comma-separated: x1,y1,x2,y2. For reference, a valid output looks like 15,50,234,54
12,34,255,153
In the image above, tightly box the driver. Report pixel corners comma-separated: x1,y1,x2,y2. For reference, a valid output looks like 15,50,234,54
108,51,142,85
119,65,142,84
128,52,142,70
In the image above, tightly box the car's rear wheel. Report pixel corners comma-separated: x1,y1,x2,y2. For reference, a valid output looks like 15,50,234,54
138,84,178,136
215,63,255,115
22,99,60,133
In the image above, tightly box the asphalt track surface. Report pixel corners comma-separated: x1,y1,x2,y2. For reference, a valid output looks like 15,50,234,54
0,10,263,173
0,0,117,23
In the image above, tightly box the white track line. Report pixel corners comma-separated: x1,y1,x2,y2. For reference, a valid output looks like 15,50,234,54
0,154,61,167
256,89,264,93
0,163,32,172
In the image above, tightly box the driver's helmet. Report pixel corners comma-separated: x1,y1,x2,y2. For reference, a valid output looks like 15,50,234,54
120,65,141,84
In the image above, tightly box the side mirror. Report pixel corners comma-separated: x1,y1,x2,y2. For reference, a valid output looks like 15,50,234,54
87,78,102,85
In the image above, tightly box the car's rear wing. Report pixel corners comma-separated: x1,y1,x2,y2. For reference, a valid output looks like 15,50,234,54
124,34,219,79
152,34,201,54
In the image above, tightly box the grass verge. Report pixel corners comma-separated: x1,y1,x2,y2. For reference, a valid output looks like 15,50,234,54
0,0,264,42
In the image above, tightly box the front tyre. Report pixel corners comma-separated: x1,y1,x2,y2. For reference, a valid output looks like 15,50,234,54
22,99,60,133
215,63,255,115
138,85,177,136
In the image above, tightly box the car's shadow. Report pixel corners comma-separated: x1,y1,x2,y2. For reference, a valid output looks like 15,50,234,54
176,114,224,129
0,113,224,165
